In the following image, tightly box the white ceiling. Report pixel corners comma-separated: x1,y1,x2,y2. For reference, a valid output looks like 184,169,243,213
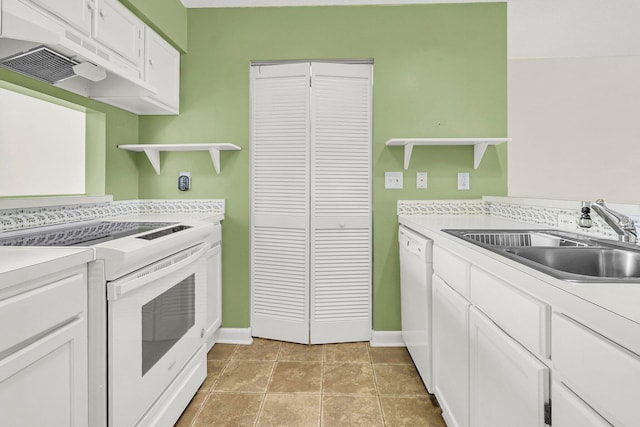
180,0,501,8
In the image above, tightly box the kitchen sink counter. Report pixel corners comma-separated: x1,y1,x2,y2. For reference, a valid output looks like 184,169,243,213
0,247,94,291
399,214,640,352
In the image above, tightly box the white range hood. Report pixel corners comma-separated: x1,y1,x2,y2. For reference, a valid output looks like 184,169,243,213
0,0,156,100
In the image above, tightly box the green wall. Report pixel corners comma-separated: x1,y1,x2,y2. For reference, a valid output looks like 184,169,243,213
122,0,188,52
138,3,508,331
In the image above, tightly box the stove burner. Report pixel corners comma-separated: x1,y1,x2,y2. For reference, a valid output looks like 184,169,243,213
0,221,176,247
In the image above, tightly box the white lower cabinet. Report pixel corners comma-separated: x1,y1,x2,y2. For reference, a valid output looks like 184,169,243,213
552,382,612,427
0,267,88,426
469,307,549,427
433,274,470,427
553,312,640,426
204,242,222,348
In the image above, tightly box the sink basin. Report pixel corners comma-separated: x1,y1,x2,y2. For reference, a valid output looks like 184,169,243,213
443,229,594,248
505,247,640,280
443,228,640,282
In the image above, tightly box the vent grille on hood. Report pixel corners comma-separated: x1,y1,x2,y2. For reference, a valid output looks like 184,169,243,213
0,46,78,84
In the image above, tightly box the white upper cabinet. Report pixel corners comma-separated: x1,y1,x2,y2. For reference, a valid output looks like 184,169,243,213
93,0,143,67
31,0,93,35
145,26,179,111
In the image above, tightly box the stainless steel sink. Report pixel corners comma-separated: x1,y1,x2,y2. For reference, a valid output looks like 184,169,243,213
444,229,594,248
504,247,640,280
443,229,640,282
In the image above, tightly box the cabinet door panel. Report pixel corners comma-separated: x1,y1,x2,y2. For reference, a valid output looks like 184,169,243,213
553,313,640,427
434,246,469,297
93,0,142,65
469,307,549,427
470,266,550,358
432,274,470,427
0,271,85,354
32,0,92,34
204,244,221,343
553,382,612,427
146,27,180,110
0,318,87,426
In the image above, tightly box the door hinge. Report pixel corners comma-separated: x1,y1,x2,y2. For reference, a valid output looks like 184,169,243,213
544,401,552,425
309,76,312,87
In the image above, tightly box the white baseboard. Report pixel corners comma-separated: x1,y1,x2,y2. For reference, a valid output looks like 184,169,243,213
214,328,253,345
214,328,403,347
370,330,405,347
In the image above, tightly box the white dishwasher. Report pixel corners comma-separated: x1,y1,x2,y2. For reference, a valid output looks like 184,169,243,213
399,225,434,392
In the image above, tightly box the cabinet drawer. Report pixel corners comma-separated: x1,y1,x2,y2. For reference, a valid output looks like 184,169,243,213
470,267,550,358
552,382,610,427
0,269,86,356
434,246,470,297
553,313,640,427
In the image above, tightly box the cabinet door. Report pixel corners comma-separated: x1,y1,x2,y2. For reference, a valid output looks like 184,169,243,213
432,274,470,427
93,0,143,66
552,382,612,427
145,27,180,111
0,317,87,426
204,244,222,344
469,307,549,427
32,0,93,34
553,313,640,426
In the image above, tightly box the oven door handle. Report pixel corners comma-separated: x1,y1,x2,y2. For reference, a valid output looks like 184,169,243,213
107,243,208,301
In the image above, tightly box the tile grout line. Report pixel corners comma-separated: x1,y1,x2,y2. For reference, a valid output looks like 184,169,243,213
187,344,239,427
369,344,389,426
319,343,326,427
252,341,281,426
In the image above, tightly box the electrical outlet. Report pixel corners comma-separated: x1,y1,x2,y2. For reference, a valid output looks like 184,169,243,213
417,172,427,189
458,172,470,190
385,172,403,189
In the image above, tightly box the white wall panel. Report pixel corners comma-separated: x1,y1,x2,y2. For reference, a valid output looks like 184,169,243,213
507,56,640,203
0,88,85,197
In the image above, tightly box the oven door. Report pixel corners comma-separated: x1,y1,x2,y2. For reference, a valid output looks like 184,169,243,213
107,243,208,427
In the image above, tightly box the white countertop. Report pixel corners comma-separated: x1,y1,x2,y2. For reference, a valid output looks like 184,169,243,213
399,214,640,326
0,247,94,292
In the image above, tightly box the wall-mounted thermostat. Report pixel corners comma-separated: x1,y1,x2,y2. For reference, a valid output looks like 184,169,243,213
178,172,190,191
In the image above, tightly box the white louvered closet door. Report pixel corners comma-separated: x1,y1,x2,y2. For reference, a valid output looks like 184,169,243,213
251,61,372,344
251,63,311,344
310,62,372,343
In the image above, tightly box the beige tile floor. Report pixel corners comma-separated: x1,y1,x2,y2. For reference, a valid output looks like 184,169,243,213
175,339,446,426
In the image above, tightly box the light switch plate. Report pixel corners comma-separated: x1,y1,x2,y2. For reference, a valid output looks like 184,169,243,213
385,172,403,189
417,172,427,189
458,172,470,190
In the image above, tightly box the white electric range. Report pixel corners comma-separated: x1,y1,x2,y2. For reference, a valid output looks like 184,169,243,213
0,218,221,427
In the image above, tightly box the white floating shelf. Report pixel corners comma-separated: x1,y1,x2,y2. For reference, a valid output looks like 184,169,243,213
118,143,241,175
385,138,511,170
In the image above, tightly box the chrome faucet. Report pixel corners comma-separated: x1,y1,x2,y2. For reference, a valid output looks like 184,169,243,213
579,199,637,243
